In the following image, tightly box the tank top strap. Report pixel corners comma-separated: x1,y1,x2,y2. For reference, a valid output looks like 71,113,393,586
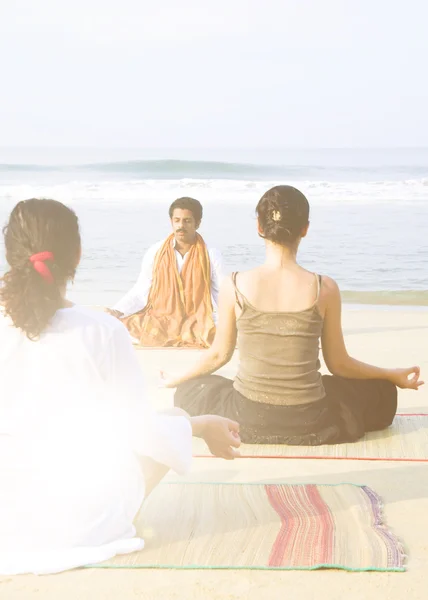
231,271,244,309
315,274,322,303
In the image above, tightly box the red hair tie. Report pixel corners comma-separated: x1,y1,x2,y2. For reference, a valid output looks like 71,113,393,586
29,252,54,284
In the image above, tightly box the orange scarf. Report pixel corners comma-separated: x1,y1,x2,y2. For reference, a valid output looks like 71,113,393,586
122,234,215,348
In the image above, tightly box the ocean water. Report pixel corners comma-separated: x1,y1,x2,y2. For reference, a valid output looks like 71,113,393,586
0,147,427,307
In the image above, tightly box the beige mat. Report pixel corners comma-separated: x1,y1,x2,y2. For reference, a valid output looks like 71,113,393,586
92,482,405,571
193,415,428,460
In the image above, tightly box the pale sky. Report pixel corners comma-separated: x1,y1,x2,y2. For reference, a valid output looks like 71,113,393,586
0,0,427,148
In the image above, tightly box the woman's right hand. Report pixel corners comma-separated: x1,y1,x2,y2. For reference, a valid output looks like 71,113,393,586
389,366,424,390
192,415,241,459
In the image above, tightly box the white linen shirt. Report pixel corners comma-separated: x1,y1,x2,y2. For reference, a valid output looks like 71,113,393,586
0,306,192,575
114,238,223,322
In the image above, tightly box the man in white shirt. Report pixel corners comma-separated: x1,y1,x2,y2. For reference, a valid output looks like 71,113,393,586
110,197,223,347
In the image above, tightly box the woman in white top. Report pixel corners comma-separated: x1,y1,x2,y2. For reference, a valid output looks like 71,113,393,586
0,198,240,576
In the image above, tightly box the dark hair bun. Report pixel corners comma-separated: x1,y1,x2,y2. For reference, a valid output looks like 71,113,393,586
256,185,310,246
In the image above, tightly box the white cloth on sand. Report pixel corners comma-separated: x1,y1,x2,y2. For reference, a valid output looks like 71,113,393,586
0,306,192,575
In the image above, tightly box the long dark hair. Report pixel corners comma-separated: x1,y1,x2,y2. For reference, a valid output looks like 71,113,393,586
0,199,81,340
256,185,310,246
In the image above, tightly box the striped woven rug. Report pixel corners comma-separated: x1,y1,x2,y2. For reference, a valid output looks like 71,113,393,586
193,415,428,460
94,482,405,571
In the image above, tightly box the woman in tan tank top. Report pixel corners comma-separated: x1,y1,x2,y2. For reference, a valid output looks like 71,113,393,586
165,185,423,445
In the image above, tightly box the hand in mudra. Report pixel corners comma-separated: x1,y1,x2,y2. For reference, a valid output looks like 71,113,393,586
200,415,241,460
390,366,424,390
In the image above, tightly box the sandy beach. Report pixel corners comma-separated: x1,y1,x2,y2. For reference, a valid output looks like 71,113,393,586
1,306,427,599
2,0,427,595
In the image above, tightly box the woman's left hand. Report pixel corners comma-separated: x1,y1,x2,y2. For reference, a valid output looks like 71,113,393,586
389,366,424,390
159,371,179,388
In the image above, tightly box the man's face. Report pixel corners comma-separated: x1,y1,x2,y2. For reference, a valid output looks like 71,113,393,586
171,208,199,243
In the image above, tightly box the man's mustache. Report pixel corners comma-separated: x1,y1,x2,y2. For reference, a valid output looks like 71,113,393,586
176,229,186,233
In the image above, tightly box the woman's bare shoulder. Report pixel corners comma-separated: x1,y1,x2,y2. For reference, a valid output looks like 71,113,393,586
320,275,339,293
234,266,263,280
318,275,342,310
232,267,263,289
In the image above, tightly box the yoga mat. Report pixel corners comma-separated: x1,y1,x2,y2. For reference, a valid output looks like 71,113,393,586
92,482,405,572
193,415,428,461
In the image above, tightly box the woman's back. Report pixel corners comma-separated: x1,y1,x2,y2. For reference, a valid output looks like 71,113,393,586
0,305,191,570
0,307,138,560
0,305,116,421
233,264,322,312
232,266,326,406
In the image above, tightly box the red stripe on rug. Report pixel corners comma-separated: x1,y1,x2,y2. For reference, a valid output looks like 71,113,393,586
265,484,334,567
195,454,428,462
